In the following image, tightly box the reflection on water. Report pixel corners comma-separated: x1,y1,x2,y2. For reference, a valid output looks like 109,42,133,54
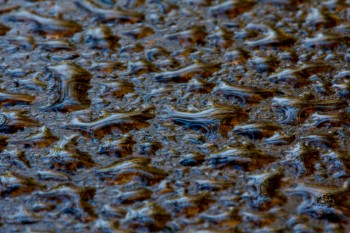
0,0,349,232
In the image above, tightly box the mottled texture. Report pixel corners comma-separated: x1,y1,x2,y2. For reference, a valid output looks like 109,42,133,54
0,0,349,232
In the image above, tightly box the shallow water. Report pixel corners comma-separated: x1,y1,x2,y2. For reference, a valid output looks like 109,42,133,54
0,0,350,232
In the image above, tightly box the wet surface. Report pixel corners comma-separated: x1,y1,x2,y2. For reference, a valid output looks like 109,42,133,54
0,0,350,232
